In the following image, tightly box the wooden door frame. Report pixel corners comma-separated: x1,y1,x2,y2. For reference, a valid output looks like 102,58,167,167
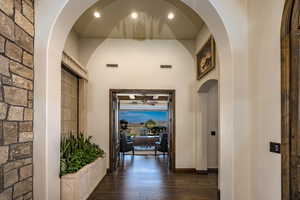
109,90,119,172
281,0,297,199
109,89,176,172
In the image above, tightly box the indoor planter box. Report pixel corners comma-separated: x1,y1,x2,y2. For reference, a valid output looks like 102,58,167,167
61,156,107,200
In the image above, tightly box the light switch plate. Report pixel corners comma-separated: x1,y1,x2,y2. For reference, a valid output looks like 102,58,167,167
270,142,280,154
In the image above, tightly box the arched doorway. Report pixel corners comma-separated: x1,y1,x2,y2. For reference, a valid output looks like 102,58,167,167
281,0,300,199
196,79,219,178
34,0,236,200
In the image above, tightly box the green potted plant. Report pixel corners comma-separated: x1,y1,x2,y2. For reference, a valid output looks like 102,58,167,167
60,133,106,200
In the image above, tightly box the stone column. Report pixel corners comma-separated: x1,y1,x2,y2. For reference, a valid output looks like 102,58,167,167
0,0,34,199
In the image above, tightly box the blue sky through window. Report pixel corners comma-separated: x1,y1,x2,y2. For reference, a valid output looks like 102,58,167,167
119,110,168,123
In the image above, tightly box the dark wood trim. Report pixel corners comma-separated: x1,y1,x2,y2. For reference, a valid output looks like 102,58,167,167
196,168,218,174
109,89,176,172
281,0,296,199
170,90,176,172
118,96,169,101
109,90,113,173
109,89,176,94
175,168,196,174
196,170,208,175
208,168,219,174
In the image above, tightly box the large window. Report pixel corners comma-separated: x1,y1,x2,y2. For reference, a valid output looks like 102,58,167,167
119,110,168,136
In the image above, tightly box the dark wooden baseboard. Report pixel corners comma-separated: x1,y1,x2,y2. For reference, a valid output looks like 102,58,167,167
196,168,219,174
175,168,196,173
196,170,208,174
208,168,218,174
107,168,112,174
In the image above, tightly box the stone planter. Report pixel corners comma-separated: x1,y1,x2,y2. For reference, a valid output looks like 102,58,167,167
61,157,107,200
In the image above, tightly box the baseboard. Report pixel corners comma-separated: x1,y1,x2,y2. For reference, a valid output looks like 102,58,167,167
196,170,208,174
175,168,196,173
196,168,219,174
208,168,218,174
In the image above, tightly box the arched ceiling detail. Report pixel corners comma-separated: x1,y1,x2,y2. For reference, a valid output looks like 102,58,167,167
73,0,205,40
199,79,218,93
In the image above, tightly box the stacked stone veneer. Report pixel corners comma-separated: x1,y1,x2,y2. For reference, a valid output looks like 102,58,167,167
0,0,34,199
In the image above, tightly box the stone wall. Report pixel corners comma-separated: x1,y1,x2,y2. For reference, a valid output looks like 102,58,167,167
61,68,78,137
0,0,34,199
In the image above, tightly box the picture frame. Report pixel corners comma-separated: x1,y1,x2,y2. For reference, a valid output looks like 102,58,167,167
196,36,216,80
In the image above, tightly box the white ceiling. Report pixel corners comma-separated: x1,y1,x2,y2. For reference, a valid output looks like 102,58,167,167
73,0,204,40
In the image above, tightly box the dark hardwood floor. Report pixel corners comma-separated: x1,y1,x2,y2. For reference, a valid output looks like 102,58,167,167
88,155,218,200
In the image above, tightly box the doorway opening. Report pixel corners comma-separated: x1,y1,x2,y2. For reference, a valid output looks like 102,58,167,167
196,79,219,187
109,89,176,173
198,79,219,171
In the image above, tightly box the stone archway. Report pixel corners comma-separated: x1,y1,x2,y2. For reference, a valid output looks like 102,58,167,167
34,0,238,200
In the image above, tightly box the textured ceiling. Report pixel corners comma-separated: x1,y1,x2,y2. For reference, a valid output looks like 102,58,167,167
73,0,204,40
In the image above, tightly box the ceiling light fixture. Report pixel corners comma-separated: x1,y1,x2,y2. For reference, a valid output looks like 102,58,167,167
94,11,101,18
168,12,175,20
129,95,136,100
131,12,138,19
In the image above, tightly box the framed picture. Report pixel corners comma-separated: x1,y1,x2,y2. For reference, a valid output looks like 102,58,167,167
197,36,216,80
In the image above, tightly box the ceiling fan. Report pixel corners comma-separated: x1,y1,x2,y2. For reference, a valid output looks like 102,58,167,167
130,100,159,106
139,94,159,106
128,95,159,106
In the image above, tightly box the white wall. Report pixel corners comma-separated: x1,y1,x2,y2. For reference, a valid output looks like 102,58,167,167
78,38,105,67
64,30,81,62
83,38,197,168
248,0,284,199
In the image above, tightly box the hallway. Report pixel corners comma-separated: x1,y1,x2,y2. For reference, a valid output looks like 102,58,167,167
88,155,218,200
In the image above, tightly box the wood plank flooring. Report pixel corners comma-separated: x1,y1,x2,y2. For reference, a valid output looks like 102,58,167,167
88,155,218,200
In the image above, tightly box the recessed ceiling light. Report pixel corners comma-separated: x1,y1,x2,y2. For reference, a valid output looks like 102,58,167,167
131,12,138,19
94,11,101,18
168,12,175,20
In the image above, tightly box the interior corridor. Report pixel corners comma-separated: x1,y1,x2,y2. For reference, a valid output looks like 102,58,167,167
88,155,218,200
0,0,285,199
